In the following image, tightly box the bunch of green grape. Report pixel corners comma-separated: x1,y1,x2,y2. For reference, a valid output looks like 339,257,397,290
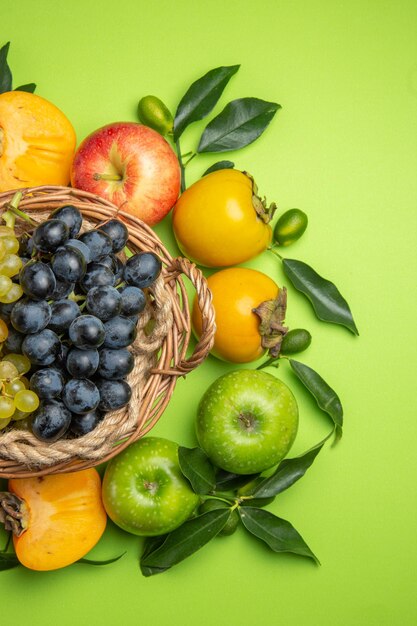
0,331,39,429
0,225,24,304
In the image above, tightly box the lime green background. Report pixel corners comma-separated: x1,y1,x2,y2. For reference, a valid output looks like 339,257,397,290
1,1,417,624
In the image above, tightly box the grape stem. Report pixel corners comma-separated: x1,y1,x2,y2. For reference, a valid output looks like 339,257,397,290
3,191,37,227
68,293,86,303
123,246,133,259
2,210,15,229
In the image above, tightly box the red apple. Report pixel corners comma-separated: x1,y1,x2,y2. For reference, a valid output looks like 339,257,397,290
70,122,180,226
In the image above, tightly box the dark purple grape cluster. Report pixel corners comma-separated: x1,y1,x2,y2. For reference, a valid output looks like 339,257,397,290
5,205,162,442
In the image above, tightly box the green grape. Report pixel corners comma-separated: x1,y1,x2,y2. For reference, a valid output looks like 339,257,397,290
13,415,32,429
0,416,12,430
0,239,7,261
0,254,23,278
0,283,23,304
0,361,19,380
3,353,31,375
11,408,33,421
20,376,30,389
0,318,8,342
14,389,40,413
2,236,19,255
0,274,13,297
4,379,26,396
0,226,15,238
0,396,15,419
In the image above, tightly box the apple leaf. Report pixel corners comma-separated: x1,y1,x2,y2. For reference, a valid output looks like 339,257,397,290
244,440,326,500
282,258,358,335
77,552,126,566
289,359,343,440
178,446,216,495
14,83,36,93
0,42,12,94
215,469,260,492
197,97,281,154
173,65,240,141
140,509,231,576
202,160,235,176
239,507,319,564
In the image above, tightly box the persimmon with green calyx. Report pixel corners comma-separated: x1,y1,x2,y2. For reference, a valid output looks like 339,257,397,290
172,169,276,267
0,469,106,571
192,267,288,363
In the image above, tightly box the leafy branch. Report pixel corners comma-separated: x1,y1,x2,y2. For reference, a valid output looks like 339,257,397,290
0,42,36,94
140,438,327,576
138,64,281,191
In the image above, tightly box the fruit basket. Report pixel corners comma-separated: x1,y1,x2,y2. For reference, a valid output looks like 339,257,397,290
0,186,216,479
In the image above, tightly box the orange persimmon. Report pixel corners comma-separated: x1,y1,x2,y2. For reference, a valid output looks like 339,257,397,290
0,90,76,191
192,267,283,363
3,468,106,571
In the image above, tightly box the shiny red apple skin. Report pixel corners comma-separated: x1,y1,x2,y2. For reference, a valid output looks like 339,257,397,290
70,122,180,226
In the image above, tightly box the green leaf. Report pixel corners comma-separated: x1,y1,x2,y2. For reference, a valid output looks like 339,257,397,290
0,42,13,94
78,552,126,566
174,65,240,141
15,83,36,93
289,359,343,438
282,258,358,335
0,560,19,571
246,440,326,499
140,508,231,576
178,446,216,495
140,535,170,576
239,507,319,564
197,97,280,154
0,551,19,570
203,160,235,176
215,469,259,492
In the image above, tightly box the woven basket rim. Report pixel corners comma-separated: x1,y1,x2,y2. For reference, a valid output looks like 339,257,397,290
0,185,216,478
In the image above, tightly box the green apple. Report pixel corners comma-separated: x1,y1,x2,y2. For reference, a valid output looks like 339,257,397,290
196,370,298,474
102,437,200,536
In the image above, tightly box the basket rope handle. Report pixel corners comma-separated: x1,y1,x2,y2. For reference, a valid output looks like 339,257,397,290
165,256,216,374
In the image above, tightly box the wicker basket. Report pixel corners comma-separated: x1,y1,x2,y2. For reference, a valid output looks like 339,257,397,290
0,186,215,479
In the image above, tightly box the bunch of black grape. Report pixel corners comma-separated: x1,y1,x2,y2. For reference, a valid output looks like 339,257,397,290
7,205,161,442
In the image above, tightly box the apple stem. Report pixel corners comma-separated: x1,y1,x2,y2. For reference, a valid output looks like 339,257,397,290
93,173,123,182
